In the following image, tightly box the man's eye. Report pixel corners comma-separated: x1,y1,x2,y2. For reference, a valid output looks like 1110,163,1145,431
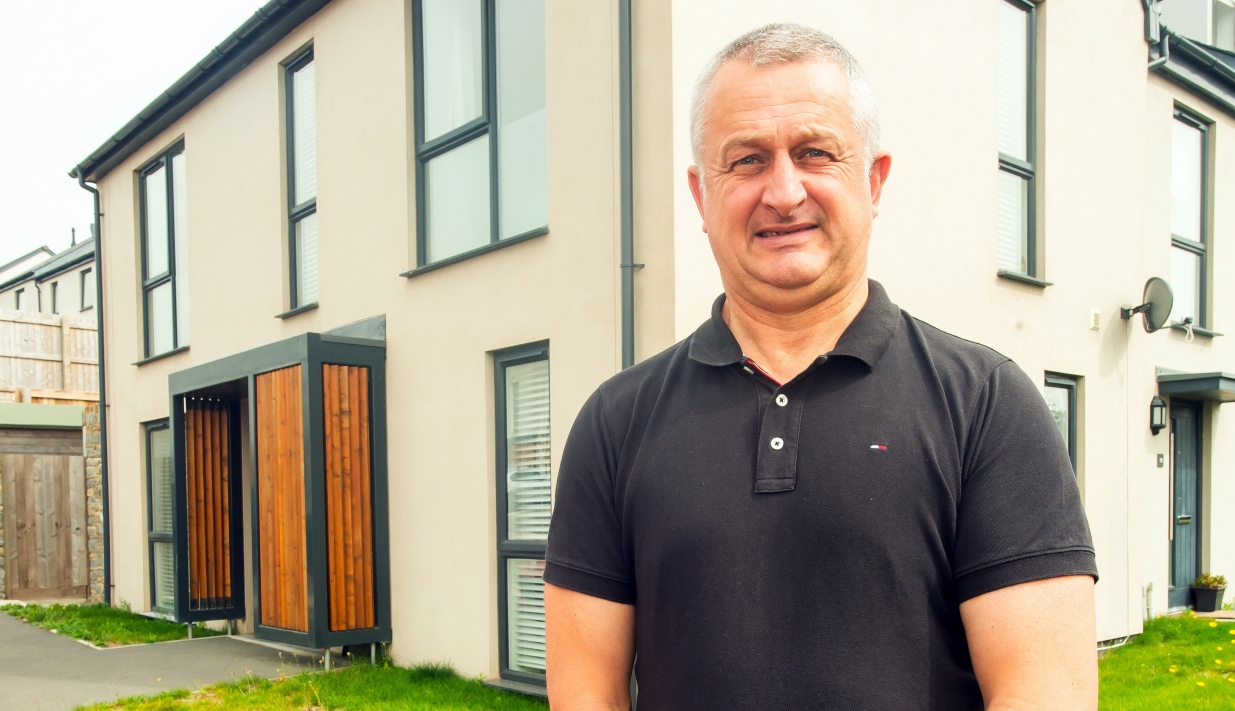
734,156,758,166
804,149,829,159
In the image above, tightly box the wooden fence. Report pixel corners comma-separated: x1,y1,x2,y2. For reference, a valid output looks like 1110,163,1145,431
0,309,98,396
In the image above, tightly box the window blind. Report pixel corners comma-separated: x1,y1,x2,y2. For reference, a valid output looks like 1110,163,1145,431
149,427,175,612
172,152,190,346
505,360,551,541
293,61,317,207
507,558,547,674
996,1,1028,162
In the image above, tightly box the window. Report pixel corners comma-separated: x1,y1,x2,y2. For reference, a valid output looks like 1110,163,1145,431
81,268,95,311
50,282,59,314
1170,111,1209,329
146,421,175,613
412,0,548,269
1044,374,1077,474
15,288,24,311
996,0,1038,278
139,144,190,357
286,48,318,308
495,343,550,684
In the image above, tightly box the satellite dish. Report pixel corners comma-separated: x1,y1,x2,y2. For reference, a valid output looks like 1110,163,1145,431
1120,277,1174,333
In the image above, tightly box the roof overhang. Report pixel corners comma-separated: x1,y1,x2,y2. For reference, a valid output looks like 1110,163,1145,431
1157,370,1235,402
1148,29,1235,119
70,0,331,183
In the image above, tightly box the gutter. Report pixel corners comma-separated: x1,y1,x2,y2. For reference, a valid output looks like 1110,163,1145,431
77,174,111,606
618,0,640,369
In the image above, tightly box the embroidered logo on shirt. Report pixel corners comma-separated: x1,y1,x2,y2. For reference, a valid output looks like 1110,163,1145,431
870,444,888,451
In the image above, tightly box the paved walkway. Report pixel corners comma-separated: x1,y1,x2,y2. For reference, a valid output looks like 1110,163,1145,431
0,610,323,710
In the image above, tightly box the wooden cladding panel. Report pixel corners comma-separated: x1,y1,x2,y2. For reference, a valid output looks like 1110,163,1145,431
184,400,233,610
255,366,308,632
323,365,375,631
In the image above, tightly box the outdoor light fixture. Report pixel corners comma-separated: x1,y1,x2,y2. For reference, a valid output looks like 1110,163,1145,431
1150,395,1167,435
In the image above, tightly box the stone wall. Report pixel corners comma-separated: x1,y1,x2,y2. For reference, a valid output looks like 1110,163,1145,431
84,404,105,603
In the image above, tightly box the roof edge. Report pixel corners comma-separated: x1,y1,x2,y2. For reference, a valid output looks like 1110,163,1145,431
70,0,332,183
1150,27,1235,118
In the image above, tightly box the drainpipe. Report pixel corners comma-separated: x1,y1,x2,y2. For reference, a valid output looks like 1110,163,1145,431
618,0,641,369
77,173,111,606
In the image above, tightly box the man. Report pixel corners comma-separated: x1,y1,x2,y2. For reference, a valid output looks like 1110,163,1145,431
544,23,1098,711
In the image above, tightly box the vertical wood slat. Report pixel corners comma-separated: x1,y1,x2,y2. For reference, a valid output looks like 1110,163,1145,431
323,364,375,631
184,399,233,610
256,367,308,632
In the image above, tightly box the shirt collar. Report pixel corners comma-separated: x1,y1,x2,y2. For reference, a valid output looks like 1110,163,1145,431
687,279,900,371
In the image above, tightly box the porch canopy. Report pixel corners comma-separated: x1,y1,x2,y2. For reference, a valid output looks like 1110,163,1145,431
167,332,390,650
1157,371,1235,403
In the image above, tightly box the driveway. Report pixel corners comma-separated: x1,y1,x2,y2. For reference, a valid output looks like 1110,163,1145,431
0,610,323,710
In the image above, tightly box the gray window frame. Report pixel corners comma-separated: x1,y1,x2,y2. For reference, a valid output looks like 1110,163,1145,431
138,142,187,358
146,419,174,614
15,288,24,311
285,47,317,311
408,0,549,275
50,281,58,315
1171,108,1210,330
997,0,1040,282
494,340,550,687
1044,373,1077,474
80,269,94,311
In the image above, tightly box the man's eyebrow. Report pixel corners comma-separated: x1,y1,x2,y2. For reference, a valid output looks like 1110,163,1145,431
716,133,775,159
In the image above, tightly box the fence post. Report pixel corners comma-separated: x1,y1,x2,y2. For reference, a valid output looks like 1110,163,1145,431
60,316,72,391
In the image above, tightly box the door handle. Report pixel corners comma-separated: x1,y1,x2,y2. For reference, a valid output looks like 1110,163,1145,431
1177,515,1193,525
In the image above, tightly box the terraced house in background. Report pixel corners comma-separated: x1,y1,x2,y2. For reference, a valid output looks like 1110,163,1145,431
68,0,1235,695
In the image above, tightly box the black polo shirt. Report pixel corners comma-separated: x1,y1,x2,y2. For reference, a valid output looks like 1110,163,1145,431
544,280,1096,710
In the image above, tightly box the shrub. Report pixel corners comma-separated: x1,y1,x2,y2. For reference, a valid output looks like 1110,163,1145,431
1193,573,1227,589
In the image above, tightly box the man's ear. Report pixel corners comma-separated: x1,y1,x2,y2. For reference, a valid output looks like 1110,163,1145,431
868,152,893,217
687,166,708,232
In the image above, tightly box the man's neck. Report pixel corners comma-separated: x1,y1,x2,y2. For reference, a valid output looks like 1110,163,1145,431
722,278,869,385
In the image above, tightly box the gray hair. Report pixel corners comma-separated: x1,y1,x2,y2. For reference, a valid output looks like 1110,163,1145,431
689,23,881,172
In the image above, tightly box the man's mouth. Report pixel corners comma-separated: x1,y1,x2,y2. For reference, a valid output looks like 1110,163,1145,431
755,224,816,238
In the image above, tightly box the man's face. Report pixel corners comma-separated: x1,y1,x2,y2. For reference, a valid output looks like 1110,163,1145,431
689,59,891,311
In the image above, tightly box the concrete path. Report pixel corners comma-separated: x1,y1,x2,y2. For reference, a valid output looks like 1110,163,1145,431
0,610,323,710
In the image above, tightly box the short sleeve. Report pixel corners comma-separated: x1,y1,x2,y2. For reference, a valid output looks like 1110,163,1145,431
543,389,635,604
952,361,1097,602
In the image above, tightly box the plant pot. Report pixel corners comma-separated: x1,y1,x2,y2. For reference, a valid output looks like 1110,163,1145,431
1193,586,1226,613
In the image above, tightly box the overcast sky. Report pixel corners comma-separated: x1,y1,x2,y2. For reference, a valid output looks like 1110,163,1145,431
0,0,267,265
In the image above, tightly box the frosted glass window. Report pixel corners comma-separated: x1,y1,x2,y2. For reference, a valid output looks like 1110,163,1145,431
507,558,547,674
172,153,190,346
997,1,1029,161
1171,246,1200,325
422,0,484,141
292,60,317,206
997,171,1028,273
427,134,492,262
1171,119,1203,244
143,165,169,278
506,360,551,541
296,213,319,305
148,424,176,614
497,0,548,239
147,282,174,356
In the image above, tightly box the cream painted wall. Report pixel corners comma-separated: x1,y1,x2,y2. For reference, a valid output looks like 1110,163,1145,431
95,0,624,678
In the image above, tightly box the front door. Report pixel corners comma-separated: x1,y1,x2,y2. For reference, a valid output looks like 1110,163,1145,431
1170,402,1202,609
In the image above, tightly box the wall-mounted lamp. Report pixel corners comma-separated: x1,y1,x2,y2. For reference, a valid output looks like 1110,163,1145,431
1150,395,1167,435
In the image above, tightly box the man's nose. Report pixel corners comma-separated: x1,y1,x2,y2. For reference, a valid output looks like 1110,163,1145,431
761,151,807,217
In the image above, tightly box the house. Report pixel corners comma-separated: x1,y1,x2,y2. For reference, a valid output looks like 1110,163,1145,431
0,239,98,319
69,0,1235,692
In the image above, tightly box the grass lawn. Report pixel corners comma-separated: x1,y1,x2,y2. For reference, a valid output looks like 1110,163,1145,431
1,602,221,647
1100,612,1235,710
76,662,548,711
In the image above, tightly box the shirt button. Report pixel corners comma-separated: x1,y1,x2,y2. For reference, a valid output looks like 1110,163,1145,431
770,437,784,450
775,394,788,407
